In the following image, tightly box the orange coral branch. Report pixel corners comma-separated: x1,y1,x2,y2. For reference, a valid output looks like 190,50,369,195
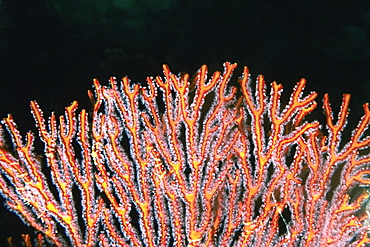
0,62,369,246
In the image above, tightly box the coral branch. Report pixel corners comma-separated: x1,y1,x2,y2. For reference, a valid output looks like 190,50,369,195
0,62,369,246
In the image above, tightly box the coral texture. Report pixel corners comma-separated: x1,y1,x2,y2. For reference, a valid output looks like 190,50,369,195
0,63,369,246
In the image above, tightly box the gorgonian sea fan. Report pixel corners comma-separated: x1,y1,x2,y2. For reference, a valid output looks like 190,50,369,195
0,62,369,246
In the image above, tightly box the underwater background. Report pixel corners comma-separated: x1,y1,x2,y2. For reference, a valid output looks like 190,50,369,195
0,0,369,245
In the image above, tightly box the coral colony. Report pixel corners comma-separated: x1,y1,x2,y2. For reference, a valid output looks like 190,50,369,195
0,62,370,246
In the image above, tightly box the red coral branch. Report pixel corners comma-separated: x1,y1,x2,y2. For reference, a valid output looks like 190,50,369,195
0,63,369,246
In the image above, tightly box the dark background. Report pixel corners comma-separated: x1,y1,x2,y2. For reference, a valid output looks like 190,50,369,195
0,0,369,245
